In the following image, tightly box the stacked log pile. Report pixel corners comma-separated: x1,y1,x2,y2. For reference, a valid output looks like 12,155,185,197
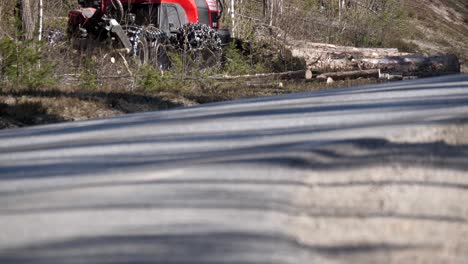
213,42,460,84
289,41,411,63
289,41,460,80
358,55,460,77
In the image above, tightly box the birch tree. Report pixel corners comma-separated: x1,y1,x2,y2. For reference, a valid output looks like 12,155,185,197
38,0,43,41
266,0,284,26
230,0,235,37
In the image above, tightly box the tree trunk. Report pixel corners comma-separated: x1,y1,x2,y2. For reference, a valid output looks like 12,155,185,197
230,0,235,38
338,0,342,20
269,0,274,26
38,0,43,41
19,0,35,40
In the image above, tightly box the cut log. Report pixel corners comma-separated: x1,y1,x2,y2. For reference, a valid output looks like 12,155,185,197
305,69,313,80
317,69,380,81
289,41,411,66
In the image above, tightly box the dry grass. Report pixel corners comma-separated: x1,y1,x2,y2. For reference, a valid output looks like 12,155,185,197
0,87,184,129
403,0,468,70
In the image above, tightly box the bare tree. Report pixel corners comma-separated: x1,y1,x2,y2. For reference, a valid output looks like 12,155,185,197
230,0,235,37
38,0,43,41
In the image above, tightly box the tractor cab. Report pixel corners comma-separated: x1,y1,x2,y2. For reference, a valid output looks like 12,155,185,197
120,0,222,31
70,0,225,36
195,0,222,30
78,0,102,10
125,3,189,34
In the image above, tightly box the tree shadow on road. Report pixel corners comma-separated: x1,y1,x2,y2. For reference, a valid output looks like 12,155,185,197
0,88,183,116
0,231,438,264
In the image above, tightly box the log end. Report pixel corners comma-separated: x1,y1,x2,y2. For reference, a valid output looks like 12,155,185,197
305,70,313,80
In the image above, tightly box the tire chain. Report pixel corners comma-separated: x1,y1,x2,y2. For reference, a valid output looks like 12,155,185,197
144,29,168,43
172,23,221,53
124,26,144,57
47,29,66,46
125,26,168,57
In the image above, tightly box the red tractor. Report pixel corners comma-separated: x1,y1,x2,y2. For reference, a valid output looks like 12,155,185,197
68,0,228,68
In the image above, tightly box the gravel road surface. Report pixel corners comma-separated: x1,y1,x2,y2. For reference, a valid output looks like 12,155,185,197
1,74,467,263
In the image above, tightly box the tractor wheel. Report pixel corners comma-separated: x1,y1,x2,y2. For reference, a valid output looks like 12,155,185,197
125,26,150,66
134,37,149,66
150,41,171,71
175,23,222,52
174,23,222,70
144,28,171,70
106,0,124,23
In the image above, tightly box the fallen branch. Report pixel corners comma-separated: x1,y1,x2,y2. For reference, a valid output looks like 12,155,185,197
117,51,134,78
211,70,313,81
316,69,380,81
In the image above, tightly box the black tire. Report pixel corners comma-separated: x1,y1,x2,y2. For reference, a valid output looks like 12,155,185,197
217,28,231,46
144,27,171,70
134,36,149,66
67,24,88,51
175,23,222,52
125,26,150,66
174,23,222,70
106,0,124,23
150,41,171,70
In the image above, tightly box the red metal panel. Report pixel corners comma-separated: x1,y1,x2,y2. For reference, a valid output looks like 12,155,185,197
205,0,218,11
119,0,199,22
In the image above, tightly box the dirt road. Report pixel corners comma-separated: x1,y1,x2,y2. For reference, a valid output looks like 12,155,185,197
0,74,467,263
